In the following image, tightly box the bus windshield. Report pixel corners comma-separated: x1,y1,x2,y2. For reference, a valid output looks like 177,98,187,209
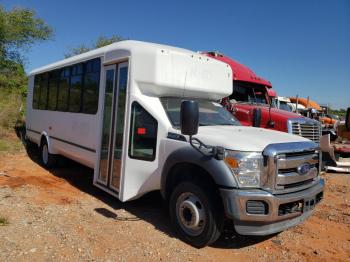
161,97,240,128
230,81,269,105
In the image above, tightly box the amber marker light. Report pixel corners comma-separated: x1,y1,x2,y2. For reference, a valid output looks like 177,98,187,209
224,156,239,169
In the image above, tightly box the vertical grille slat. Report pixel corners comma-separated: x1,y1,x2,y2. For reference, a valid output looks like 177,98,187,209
289,120,321,144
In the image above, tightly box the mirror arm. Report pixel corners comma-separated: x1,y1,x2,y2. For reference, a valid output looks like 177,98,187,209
189,136,225,160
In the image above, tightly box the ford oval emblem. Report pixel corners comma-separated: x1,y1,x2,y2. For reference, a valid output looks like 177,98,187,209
297,163,311,175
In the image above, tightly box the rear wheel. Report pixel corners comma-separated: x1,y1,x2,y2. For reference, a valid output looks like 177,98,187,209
169,181,224,248
40,139,57,168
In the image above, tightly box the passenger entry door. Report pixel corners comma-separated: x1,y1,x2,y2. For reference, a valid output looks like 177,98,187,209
95,62,128,194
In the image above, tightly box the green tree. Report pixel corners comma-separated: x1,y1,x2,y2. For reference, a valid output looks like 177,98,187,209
0,6,52,63
0,5,53,93
0,5,53,139
65,35,124,58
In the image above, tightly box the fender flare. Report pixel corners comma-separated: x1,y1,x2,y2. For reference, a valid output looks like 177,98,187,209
39,131,57,155
160,146,238,199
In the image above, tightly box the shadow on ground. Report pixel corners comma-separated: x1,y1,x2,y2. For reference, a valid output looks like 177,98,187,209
15,127,274,249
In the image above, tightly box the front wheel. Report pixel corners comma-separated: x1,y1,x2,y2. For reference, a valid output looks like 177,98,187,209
169,181,224,248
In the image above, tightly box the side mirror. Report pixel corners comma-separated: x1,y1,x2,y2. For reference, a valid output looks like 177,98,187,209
180,100,199,136
252,108,262,127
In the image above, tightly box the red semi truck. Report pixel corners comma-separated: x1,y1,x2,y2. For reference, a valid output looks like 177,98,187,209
203,52,321,144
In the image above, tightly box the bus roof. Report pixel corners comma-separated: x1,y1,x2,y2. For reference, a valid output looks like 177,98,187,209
29,40,233,100
29,40,195,76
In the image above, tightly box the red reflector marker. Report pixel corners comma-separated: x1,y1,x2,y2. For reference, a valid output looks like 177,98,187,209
137,127,146,135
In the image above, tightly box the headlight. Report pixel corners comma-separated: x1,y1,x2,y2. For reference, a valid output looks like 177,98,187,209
224,151,263,188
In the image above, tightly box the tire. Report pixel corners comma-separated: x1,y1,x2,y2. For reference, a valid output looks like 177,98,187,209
40,138,57,168
169,181,224,248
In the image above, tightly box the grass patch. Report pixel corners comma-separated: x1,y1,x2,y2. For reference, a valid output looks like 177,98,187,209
0,88,26,154
0,134,24,154
0,89,24,131
0,217,9,226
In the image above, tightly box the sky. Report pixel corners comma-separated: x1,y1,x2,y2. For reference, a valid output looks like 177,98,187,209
2,0,350,109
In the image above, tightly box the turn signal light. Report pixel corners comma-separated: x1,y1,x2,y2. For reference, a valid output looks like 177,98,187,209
224,157,239,169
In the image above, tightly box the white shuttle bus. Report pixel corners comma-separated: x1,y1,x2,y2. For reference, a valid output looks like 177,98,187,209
26,40,324,247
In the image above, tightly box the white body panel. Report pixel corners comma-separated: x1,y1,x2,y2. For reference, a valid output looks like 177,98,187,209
289,102,306,112
277,96,291,103
195,126,309,152
26,40,308,202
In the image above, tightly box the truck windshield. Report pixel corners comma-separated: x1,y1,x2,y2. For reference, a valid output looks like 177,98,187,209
230,81,268,105
161,97,240,128
279,101,292,111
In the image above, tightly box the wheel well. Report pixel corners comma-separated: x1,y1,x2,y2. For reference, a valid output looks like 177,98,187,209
40,135,47,147
164,163,220,201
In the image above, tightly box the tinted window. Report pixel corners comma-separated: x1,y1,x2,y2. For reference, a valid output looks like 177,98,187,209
161,98,240,128
38,73,48,110
231,82,268,104
82,58,100,114
47,70,59,110
32,58,100,114
57,68,70,111
69,76,82,112
279,101,292,112
68,64,83,112
129,102,158,161
32,75,41,109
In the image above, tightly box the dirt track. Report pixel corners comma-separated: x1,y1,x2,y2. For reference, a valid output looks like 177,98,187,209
0,151,349,261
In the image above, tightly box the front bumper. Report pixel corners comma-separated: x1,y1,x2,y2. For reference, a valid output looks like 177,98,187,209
220,179,324,235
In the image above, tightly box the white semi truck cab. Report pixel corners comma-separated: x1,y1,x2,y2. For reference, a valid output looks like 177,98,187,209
26,41,324,248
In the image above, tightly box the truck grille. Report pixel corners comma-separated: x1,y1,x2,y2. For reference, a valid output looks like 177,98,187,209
288,119,321,144
262,142,320,194
275,150,319,192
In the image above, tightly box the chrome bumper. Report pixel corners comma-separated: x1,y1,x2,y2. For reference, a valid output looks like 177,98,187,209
220,179,324,235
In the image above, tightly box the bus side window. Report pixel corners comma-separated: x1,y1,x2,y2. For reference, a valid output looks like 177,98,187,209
69,64,83,112
38,73,49,110
47,70,59,111
57,68,70,111
32,74,41,109
82,58,100,114
129,102,158,161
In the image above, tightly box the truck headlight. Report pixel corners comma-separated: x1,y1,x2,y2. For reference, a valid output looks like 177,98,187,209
224,151,263,188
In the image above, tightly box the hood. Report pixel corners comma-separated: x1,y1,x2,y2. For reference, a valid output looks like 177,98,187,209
234,103,306,131
236,103,302,119
195,125,309,152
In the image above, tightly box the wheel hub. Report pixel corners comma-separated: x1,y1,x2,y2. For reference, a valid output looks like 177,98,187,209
176,193,206,236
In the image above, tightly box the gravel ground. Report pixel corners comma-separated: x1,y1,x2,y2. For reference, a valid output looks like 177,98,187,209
0,152,349,261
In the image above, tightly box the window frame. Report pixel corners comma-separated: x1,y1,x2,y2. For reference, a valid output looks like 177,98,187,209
128,101,158,162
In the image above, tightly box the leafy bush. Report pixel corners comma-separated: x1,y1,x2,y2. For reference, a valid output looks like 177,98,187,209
0,88,24,138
